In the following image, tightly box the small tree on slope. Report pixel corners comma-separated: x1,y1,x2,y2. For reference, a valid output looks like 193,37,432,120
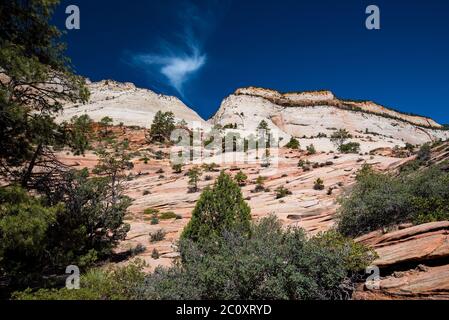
181,171,251,242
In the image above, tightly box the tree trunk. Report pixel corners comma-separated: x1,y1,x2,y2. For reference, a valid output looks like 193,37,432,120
21,143,43,188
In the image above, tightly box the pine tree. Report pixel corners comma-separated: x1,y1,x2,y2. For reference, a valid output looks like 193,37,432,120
181,171,251,242
62,115,94,155
187,166,202,193
0,0,89,188
148,111,175,143
99,116,114,139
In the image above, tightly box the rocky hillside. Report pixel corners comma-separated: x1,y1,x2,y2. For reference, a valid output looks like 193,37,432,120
58,81,449,152
57,80,208,128
57,134,404,272
211,87,449,149
54,82,449,298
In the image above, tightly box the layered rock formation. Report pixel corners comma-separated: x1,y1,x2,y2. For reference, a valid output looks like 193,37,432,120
211,87,449,147
354,222,449,299
57,80,208,128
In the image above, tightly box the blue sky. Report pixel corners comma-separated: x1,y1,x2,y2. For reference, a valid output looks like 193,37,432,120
55,0,449,123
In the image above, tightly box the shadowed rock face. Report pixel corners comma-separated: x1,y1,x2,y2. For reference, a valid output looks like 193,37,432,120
211,87,449,146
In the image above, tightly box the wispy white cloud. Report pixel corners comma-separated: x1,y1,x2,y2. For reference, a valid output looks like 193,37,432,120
133,45,206,94
130,1,227,95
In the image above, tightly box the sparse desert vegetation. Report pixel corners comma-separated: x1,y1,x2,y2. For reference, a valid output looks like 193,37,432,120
337,163,449,237
313,178,325,190
3,0,449,302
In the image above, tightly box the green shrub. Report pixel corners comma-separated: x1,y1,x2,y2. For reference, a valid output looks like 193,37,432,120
234,170,248,186
257,120,269,130
13,261,146,300
223,123,237,129
405,143,415,152
275,186,292,199
140,216,373,300
0,187,59,285
0,168,131,289
151,249,160,260
330,129,352,148
306,144,316,155
313,178,325,190
399,159,421,173
254,176,267,192
201,163,219,172
172,163,183,174
408,167,449,224
285,137,300,149
154,151,165,160
417,143,431,162
337,166,410,237
181,171,251,243
130,244,146,257
337,164,449,237
150,229,166,243
159,212,177,220
99,116,114,138
338,142,360,154
144,208,159,215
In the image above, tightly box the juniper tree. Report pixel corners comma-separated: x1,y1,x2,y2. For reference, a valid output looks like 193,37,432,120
182,171,251,242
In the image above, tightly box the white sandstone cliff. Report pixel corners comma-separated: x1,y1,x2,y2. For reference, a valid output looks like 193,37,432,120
57,80,208,128
211,87,449,150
